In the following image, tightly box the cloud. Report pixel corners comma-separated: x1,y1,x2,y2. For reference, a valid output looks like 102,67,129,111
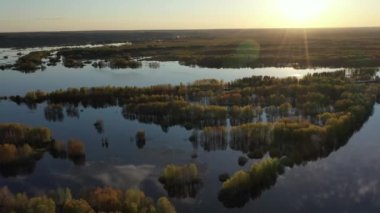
52,162,160,189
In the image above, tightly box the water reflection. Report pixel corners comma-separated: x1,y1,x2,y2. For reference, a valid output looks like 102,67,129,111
0,60,337,97
53,163,159,190
44,104,64,122
162,183,202,199
0,155,42,178
1,97,380,212
136,130,146,149
66,105,79,119
94,120,104,134
101,137,109,149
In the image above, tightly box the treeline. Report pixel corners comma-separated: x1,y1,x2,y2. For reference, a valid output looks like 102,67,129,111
51,29,380,69
0,123,52,147
124,101,228,129
0,186,176,213
9,70,380,131
195,104,372,164
0,123,87,177
8,30,380,71
12,79,225,106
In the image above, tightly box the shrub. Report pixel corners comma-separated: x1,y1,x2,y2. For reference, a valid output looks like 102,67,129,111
159,164,202,198
0,144,17,162
67,139,85,158
50,140,67,159
63,199,94,213
157,197,176,213
123,189,156,213
88,187,123,212
160,164,200,185
27,196,56,213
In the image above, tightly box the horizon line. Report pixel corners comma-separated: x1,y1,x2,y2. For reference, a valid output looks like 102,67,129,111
1,25,380,34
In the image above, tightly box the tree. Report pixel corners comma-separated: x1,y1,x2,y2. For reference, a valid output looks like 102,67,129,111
157,197,176,213
27,196,55,213
63,199,94,213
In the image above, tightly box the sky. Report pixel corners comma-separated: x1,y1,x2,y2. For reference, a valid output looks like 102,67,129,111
0,0,379,32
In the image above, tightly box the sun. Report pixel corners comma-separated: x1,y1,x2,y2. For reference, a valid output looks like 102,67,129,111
277,0,328,25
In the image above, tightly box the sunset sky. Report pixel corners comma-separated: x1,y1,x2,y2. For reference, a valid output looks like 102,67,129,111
0,0,378,32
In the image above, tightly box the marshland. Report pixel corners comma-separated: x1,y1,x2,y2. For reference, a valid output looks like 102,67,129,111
2,1,380,212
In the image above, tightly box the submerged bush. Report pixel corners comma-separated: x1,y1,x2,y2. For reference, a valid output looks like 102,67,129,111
0,123,52,147
14,51,50,72
218,171,251,208
218,158,284,208
159,164,202,198
136,130,146,149
93,120,104,134
67,139,85,157
0,144,34,163
44,104,64,122
50,140,67,159
110,57,142,69
160,164,201,184
67,139,86,165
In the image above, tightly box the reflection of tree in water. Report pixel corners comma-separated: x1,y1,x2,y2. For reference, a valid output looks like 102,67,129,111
67,139,86,166
218,158,284,208
92,119,111,148
159,164,202,198
217,110,373,208
200,127,228,152
136,130,146,149
49,140,67,159
50,139,87,166
44,104,64,122
68,155,86,166
101,137,109,148
66,105,79,118
162,182,202,198
0,154,42,178
94,120,104,134
148,62,160,69
189,130,199,159
122,110,227,131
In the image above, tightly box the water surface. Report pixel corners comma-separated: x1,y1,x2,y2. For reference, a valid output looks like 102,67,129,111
1,49,378,212
0,61,337,96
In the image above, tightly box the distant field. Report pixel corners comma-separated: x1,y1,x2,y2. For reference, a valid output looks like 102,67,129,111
0,30,208,48
3,28,380,68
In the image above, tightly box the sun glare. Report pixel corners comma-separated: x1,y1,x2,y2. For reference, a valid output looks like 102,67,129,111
277,0,329,25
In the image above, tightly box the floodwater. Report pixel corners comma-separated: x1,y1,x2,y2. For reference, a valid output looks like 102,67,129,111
0,60,337,96
0,46,379,213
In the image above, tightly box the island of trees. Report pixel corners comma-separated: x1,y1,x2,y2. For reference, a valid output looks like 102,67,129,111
0,186,176,213
159,164,202,198
4,67,380,208
0,123,87,177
